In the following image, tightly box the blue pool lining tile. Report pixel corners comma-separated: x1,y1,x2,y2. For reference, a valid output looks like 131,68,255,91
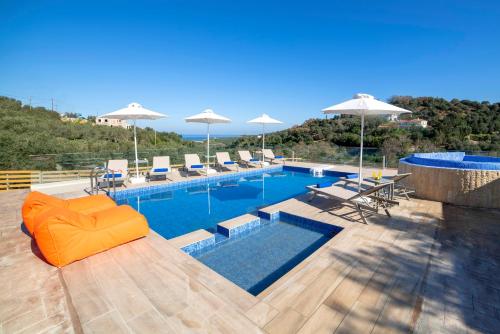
217,217,261,238
258,210,280,222
278,211,343,235
181,234,216,255
112,165,283,200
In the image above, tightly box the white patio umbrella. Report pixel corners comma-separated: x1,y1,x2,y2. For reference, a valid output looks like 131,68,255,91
100,102,167,184
322,93,411,190
247,113,283,154
185,109,231,174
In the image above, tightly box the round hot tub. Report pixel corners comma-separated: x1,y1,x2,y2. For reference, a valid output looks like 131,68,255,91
398,152,500,209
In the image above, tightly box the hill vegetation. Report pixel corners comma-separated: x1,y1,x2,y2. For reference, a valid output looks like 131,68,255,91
0,97,187,170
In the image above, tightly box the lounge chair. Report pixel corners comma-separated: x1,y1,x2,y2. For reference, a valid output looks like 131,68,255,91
306,182,399,224
184,154,204,176
238,150,263,168
263,149,285,164
338,173,414,200
97,159,128,188
149,156,172,181
386,173,415,200
216,152,239,172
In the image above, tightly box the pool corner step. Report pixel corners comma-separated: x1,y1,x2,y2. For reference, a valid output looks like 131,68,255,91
217,214,261,238
170,229,215,254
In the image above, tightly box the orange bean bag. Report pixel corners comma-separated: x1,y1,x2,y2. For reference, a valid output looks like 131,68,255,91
34,205,149,267
22,191,117,235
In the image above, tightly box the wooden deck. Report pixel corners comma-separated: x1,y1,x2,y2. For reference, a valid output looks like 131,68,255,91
1,166,500,333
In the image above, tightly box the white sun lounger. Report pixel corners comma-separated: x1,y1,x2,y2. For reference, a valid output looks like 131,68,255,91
184,154,204,177
306,182,399,224
238,150,263,168
149,156,172,181
263,149,285,164
337,173,414,200
98,159,128,188
216,152,239,172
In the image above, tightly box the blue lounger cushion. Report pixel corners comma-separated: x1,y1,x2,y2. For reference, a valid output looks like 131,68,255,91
102,173,122,179
223,161,235,165
191,164,204,168
275,155,284,159
152,168,169,172
249,158,259,162
346,173,358,179
316,181,334,188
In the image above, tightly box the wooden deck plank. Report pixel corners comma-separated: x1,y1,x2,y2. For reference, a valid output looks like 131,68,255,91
264,307,307,334
82,310,130,333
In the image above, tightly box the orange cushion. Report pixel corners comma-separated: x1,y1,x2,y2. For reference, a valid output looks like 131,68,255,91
22,191,67,235
22,191,117,235
34,205,149,267
67,194,117,215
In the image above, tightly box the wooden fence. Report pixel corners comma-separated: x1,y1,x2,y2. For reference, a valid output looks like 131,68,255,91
0,165,186,191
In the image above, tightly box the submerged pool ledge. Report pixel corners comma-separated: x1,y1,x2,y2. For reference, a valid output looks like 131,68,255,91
176,209,343,256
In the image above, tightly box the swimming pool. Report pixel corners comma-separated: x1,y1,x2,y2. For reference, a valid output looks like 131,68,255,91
192,215,342,295
114,166,344,239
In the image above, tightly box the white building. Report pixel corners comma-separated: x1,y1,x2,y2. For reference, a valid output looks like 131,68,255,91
398,119,428,129
95,117,129,129
386,114,398,122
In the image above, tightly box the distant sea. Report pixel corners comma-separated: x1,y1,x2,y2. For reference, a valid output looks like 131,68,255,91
181,134,242,141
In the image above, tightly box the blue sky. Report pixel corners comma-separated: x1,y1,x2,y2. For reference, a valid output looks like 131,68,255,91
1,1,499,134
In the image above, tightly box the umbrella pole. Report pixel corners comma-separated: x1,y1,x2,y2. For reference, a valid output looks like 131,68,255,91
262,124,265,159
134,120,139,179
206,123,210,171
358,113,365,191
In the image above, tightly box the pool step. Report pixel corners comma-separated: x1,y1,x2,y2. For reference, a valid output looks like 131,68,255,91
170,229,215,254
217,214,261,238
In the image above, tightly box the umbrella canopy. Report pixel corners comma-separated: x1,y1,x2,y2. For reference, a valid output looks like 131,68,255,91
322,93,411,190
101,102,167,120
185,109,231,173
247,113,283,153
247,113,283,125
100,102,167,182
185,109,231,124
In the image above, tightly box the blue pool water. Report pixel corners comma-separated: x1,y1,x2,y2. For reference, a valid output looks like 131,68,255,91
115,167,340,239
192,217,341,295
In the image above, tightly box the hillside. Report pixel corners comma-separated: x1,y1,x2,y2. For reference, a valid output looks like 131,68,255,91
0,97,186,170
231,96,500,156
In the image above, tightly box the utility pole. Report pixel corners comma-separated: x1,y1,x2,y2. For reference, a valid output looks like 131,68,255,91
154,130,157,146
51,98,54,112
29,97,32,111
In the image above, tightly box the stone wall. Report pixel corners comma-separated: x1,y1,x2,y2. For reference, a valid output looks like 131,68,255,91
399,161,500,209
